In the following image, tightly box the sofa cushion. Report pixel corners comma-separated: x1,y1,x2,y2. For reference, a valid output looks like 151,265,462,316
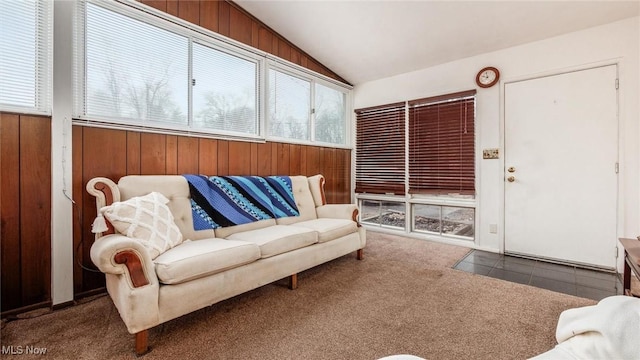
226,225,318,258
292,218,358,243
101,192,183,259
154,239,260,284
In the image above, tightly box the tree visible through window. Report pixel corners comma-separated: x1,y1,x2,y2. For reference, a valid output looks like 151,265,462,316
85,3,187,124
78,1,350,145
192,42,257,135
315,83,345,144
268,69,310,140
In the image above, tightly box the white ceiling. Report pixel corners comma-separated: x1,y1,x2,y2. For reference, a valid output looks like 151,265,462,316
235,0,640,85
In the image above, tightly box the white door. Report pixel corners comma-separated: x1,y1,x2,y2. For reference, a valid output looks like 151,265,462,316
504,65,618,269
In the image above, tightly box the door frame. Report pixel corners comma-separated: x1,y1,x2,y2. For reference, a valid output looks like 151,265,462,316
499,60,621,268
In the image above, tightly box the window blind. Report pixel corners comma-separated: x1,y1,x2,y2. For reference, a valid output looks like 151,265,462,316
0,0,51,113
192,42,258,135
268,68,311,140
314,82,346,145
408,90,476,194
84,2,188,125
355,102,406,194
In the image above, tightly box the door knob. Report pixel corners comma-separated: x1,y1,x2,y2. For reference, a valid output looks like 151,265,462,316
507,176,515,182
507,167,516,173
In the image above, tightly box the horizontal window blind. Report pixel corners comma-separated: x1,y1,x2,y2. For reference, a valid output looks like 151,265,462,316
84,2,188,125
408,90,476,194
75,0,351,147
192,42,258,135
268,68,311,140
0,0,51,113
314,82,346,145
355,102,406,194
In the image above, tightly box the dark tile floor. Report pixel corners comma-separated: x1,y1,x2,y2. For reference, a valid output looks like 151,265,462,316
453,250,623,301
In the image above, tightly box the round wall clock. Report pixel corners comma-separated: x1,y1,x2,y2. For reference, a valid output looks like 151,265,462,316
476,67,500,88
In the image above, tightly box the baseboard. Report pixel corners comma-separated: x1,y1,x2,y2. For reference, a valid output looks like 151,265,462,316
1,288,107,319
51,300,75,311
1,301,52,319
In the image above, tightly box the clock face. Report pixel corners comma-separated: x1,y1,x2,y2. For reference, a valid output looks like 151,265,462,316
480,70,496,84
476,67,499,88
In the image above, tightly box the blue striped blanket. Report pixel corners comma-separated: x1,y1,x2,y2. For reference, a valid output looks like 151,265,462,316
183,175,300,230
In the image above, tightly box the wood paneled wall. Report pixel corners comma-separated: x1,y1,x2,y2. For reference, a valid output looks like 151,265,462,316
73,127,352,294
140,0,349,84
0,0,353,311
0,113,52,313
72,0,353,296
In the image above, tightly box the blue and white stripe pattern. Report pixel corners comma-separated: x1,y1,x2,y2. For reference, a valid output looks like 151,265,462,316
183,175,300,230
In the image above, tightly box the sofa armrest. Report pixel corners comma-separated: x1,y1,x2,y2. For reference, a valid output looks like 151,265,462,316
86,177,121,237
90,234,158,289
91,233,161,334
316,204,360,223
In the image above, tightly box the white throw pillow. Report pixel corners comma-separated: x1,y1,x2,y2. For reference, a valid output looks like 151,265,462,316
101,192,183,259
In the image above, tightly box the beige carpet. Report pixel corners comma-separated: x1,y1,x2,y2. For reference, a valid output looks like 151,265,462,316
1,232,595,360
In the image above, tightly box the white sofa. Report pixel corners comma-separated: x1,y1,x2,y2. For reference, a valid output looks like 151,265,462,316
87,174,366,355
530,295,640,360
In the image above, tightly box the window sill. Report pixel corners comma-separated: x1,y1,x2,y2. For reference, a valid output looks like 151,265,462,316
409,196,476,208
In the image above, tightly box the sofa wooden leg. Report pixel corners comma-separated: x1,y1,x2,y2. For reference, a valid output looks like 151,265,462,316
135,330,150,356
357,249,364,260
289,273,298,290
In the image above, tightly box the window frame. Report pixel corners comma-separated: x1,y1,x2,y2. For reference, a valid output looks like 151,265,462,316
266,61,351,147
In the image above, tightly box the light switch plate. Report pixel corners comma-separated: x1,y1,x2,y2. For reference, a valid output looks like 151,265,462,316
483,148,499,159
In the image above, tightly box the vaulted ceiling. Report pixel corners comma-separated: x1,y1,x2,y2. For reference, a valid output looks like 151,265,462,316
235,1,640,85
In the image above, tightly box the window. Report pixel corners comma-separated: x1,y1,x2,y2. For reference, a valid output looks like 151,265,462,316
192,42,258,135
267,66,349,145
0,0,52,114
355,92,475,196
360,200,406,229
84,2,188,125
355,102,406,194
355,91,476,241
314,83,346,145
268,68,311,140
76,1,350,145
413,204,475,239
408,90,476,194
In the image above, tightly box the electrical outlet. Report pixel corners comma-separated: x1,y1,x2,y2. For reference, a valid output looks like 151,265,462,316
489,224,498,233
483,148,499,159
